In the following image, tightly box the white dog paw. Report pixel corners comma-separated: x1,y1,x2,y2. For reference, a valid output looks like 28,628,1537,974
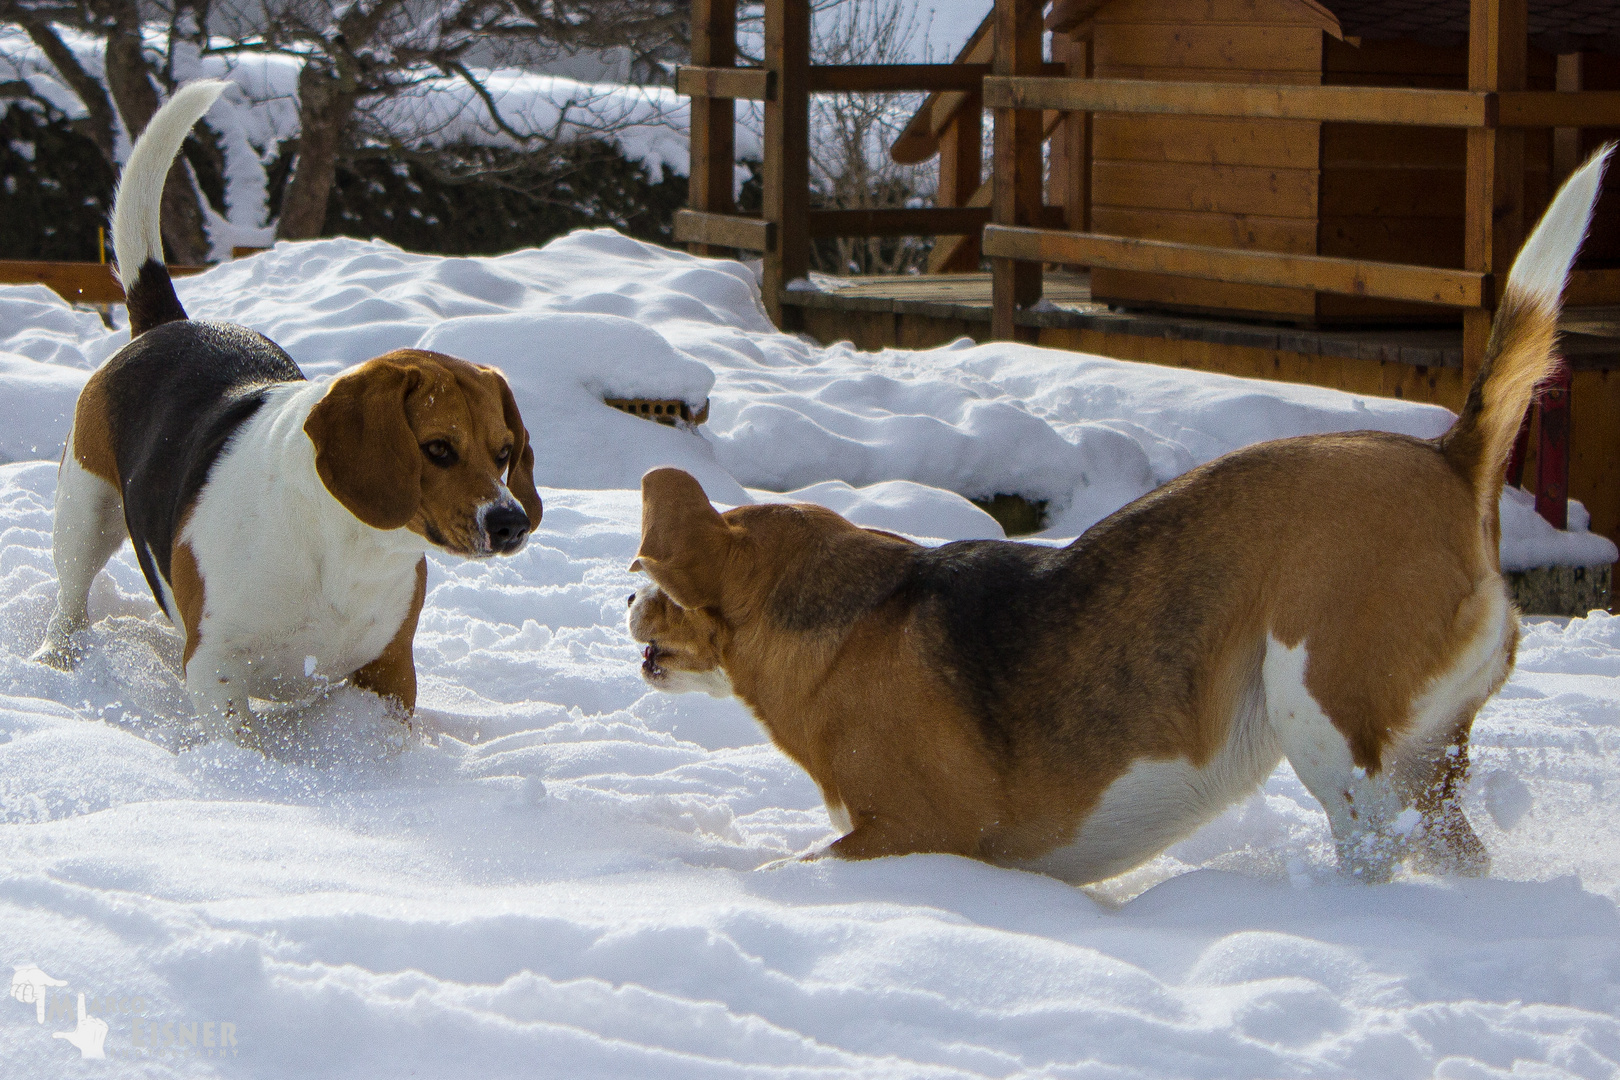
29,639,80,672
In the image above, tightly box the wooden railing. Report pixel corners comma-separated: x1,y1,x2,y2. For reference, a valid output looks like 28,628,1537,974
675,0,1071,325
0,260,206,304
981,0,1620,381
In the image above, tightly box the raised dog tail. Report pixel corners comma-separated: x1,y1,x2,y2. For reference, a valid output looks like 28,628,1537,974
1440,144,1613,523
110,79,229,337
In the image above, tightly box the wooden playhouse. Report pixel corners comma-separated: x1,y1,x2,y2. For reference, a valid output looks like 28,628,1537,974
672,0,1620,598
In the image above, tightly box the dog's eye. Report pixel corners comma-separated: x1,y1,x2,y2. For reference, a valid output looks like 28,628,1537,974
421,440,458,467
627,593,636,607
494,446,511,465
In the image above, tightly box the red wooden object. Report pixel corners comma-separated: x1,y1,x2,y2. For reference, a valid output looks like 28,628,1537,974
1505,403,1533,488
1535,359,1572,530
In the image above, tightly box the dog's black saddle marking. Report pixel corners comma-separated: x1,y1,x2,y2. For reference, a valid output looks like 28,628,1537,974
103,319,305,613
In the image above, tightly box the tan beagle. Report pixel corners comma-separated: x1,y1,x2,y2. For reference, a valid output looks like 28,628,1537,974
32,81,542,745
628,147,1612,883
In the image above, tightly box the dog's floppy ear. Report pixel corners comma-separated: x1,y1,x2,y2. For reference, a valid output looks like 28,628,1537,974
632,468,730,609
495,372,543,529
304,359,424,530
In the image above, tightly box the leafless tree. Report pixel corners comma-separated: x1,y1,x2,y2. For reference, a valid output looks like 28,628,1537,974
806,0,935,276
220,0,688,239
3,0,686,250
2,0,215,261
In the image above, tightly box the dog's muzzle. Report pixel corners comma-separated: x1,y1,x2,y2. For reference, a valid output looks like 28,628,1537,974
482,502,530,555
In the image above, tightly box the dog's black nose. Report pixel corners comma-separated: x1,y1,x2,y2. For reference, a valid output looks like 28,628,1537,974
486,505,530,553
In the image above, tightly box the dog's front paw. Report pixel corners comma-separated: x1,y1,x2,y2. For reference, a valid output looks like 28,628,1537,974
30,637,81,672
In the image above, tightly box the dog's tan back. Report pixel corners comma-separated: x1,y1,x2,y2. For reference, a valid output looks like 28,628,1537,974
629,148,1611,884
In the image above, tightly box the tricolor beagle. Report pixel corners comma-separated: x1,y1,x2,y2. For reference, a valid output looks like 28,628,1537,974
628,146,1613,884
32,80,543,746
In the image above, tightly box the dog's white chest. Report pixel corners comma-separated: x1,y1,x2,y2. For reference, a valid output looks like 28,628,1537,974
176,389,426,699
186,535,419,698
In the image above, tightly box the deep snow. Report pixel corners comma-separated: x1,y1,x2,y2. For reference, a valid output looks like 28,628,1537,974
0,232,1618,1077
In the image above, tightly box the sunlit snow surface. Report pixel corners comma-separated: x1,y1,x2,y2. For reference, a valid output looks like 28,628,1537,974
0,233,1617,1076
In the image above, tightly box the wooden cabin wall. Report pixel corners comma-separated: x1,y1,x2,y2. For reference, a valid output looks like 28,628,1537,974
1083,3,1574,327
1316,37,1555,323
1087,0,1327,322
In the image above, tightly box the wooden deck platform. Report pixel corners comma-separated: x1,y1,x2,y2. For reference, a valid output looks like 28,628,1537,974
783,271,1620,372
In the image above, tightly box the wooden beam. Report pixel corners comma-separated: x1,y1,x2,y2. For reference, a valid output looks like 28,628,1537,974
809,207,992,237
981,226,1488,307
673,210,774,252
686,0,737,258
984,76,1496,127
809,64,989,93
1535,361,1572,529
891,11,993,165
1567,268,1620,307
1498,89,1620,129
928,110,1069,274
1552,56,1584,185
992,0,1044,340
677,65,771,101
0,260,204,304
1463,0,1527,381
763,0,810,328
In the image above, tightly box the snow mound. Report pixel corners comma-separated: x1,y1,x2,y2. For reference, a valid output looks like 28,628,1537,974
2,230,1610,566
2,231,1619,1075
0,454,1618,1075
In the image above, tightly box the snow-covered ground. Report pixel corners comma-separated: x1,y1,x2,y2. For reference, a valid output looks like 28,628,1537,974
1,233,1618,1077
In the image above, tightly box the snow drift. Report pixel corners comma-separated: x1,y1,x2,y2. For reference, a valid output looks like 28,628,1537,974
0,231,1617,1077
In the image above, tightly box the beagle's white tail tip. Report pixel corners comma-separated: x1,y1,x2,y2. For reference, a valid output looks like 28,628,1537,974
110,79,230,290
1506,143,1613,310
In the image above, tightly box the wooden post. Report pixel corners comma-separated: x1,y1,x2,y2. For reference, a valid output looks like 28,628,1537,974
939,100,982,208
688,0,737,257
991,0,1043,341
763,0,810,329
1054,34,1091,235
1553,53,1584,186
1462,0,1527,387
932,96,984,272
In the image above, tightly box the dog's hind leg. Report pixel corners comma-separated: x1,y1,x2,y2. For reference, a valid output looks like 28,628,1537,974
1262,633,1413,882
32,449,127,670
1383,582,1513,878
1399,713,1490,877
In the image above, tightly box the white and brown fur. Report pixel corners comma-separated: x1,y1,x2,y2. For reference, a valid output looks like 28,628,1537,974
32,80,542,746
628,147,1612,883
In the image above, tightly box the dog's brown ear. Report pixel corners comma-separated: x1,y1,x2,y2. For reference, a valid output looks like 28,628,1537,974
305,359,424,530
495,372,543,529
634,468,730,609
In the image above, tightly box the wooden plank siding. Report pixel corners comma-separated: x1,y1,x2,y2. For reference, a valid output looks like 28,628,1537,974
1317,35,1555,323
1088,0,1325,321
1083,17,1572,326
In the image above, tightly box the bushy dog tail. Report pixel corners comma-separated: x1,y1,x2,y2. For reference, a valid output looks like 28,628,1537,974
1440,144,1613,522
110,79,229,337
